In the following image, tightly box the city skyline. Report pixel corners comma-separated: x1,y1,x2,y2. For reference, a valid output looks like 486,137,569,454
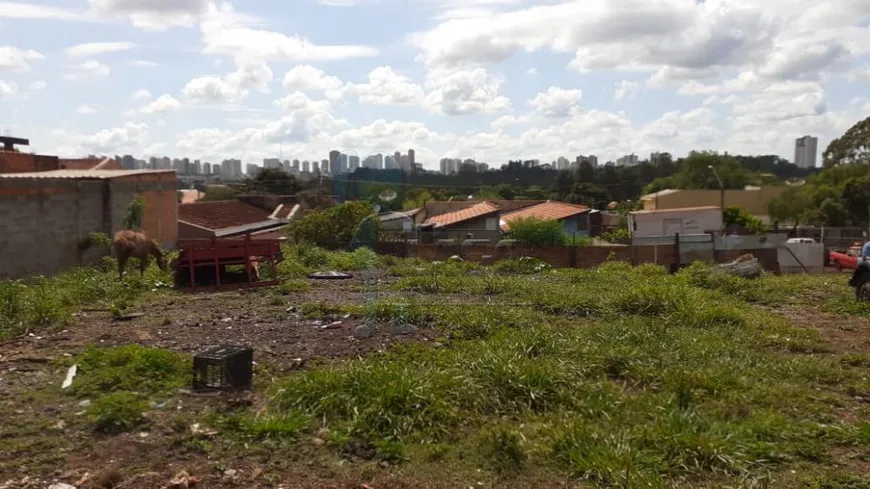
0,1,865,168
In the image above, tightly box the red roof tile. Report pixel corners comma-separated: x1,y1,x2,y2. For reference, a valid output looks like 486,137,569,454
501,201,589,231
178,201,274,231
424,201,500,227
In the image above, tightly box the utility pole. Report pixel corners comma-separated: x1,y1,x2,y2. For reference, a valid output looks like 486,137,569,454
708,165,725,230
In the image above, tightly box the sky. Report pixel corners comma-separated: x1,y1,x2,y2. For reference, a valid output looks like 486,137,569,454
0,0,868,170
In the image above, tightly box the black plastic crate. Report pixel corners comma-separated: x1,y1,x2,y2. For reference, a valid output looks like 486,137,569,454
193,345,253,391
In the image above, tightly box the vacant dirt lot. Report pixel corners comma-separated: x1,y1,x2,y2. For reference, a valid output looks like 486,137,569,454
2,263,870,489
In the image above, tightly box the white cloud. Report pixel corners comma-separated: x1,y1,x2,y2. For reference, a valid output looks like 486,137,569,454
132,89,152,100
66,42,135,58
409,0,866,90
84,122,149,153
350,66,425,106
88,0,209,30
282,64,345,97
182,61,273,104
0,1,93,21
0,46,44,73
614,80,640,101
64,60,111,80
526,68,537,76
490,114,528,130
129,60,159,68
0,79,17,98
199,2,378,63
28,80,46,92
183,76,243,104
139,94,181,114
76,104,97,115
529,87,582,118
424,66,511,115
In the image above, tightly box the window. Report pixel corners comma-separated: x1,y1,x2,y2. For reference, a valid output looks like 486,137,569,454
485,217,498,231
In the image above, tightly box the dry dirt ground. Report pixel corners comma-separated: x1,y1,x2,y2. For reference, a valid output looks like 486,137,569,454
2,273,870,489
0,277,465,489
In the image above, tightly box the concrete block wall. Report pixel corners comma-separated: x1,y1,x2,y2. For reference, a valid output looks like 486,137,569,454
0,180,105,278
0,174,178,279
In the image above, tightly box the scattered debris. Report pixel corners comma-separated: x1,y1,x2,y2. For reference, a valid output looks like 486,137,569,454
389,323,418,336
311,437,325,446
54,419,66,430
61,364,77,389
77,399,91,408
308,271,353,280
712,254,762,278
353,323,377,340
115,312,145,321
163,471,199,489
320,321,343,330
223,469,237,478
190,423,218,438
47,484,76,489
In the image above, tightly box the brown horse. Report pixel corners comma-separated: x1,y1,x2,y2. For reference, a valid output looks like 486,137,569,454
112,230,168,279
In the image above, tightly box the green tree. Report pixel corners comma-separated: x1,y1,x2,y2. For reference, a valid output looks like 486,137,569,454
768,187,811,227
723,206,766,234
122,196,144,229
199,186,241,202
823,115,870,168
243,168,301,195
643,152,752,194
287,201,375,246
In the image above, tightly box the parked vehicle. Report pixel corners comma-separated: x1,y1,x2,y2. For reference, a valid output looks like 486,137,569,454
787,237,816,244
829,243,862,271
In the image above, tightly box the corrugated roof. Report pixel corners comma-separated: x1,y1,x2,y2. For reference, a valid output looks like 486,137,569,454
179,200,275,231
640,189,680,199
0,169,175,179
631,206,722,215
424,201,500,227
501,201,589,231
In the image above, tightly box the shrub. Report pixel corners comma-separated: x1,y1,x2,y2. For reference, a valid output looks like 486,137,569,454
288,201,375,247
88,392,146,433
494,256,552,274
73,345,189,396
508,217,569,246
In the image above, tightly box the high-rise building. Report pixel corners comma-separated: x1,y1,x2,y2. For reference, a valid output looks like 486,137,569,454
192,160,202,175
329,150,340,174
302,160,310,173
794,135,818,168
616,154,639,166
220,158,242,179
349,155,360,171
384,155,398,170
408,149,415,170
292,159,300,171
336,153,349,174
203,162,212,175
363,153,383,169
263,158,281,170
321,159,329,173
246,164,261,177
576,155,598,167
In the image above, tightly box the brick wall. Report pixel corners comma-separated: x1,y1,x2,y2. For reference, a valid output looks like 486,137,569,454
375,243,673,269
0,152,60,173
0,175,177,279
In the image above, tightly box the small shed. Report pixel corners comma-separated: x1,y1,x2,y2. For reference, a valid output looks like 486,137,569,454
628,206,722,238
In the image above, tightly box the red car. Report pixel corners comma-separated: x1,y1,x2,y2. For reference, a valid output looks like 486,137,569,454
830,244,862,271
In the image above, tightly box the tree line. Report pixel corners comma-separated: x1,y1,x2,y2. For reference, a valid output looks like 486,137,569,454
201,114,870,227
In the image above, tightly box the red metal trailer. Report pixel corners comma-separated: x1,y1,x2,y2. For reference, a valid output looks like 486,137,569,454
174,235,284,290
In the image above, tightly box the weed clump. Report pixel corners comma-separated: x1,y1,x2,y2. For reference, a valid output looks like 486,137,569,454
72,345,189,396
88,392,146,433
